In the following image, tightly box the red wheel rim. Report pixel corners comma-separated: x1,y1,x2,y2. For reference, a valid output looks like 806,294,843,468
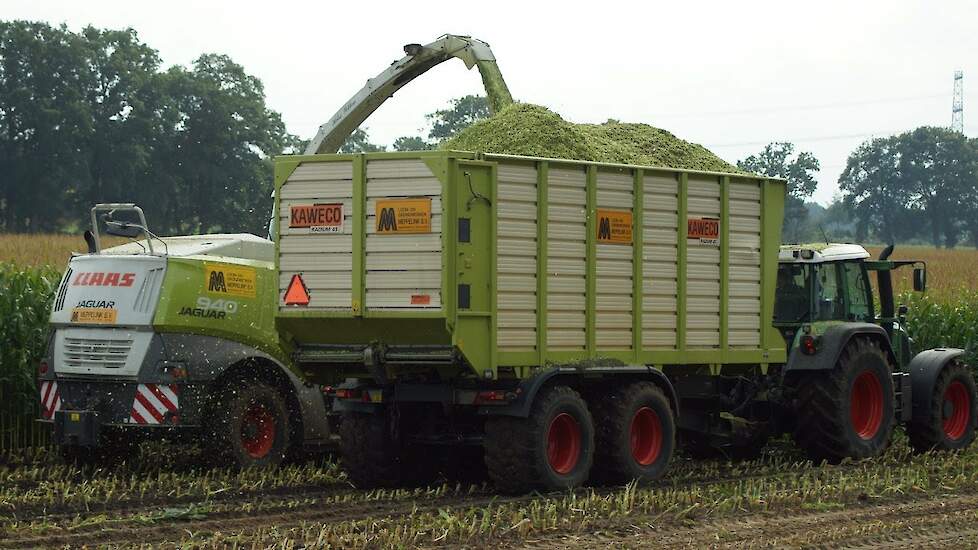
943,381,971,441
851,370,884,440
241,402,276,458
547,412,581,475
630,407,663,466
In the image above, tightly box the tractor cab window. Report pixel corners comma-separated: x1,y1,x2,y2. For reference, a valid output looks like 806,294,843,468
814,262,846,321
774,263,811,323
842,262,873,321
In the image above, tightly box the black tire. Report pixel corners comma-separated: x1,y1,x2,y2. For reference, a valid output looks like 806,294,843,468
590,382,675,484
909,361,978,452
206,381,290,469
793,338,895,462
485,385,594,494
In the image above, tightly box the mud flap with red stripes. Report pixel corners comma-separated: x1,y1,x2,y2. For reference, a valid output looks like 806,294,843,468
39,380,62,419
128,384,180,425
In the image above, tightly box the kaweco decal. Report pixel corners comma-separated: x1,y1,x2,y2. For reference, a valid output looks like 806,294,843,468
376,198,432,234
290,203,344,233
205,263,256,298
687,217,720,245
72,272,136,287
596,208,633,245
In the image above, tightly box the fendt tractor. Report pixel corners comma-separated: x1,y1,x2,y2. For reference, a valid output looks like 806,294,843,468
37,204,330,467
273,148,978,493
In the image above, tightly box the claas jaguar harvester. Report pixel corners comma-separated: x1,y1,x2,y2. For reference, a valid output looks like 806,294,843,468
273,147,977,493
38,204,331,467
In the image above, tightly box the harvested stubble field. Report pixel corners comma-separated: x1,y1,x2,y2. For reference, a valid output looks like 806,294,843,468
3,438,978,548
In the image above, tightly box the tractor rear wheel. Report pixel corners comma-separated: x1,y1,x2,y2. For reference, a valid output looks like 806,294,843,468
909,361,978,452
206,380,290,469
485,385,594,494
793,338,895,462
590,382,674,484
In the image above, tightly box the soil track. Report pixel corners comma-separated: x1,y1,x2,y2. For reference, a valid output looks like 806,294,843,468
516,492,978,549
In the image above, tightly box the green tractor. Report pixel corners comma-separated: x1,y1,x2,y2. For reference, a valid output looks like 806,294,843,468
774,243,977,459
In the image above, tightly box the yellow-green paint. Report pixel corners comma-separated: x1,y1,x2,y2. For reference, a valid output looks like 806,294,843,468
273,151,788,382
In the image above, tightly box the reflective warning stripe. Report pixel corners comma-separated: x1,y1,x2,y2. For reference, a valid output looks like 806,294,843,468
39,381,62,420
128,384,179,424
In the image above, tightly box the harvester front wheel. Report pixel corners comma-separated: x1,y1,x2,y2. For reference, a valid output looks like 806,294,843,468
207,381,290,469
485,385,594,493
909,361,978,452
794,338,895,462
591,382,674,484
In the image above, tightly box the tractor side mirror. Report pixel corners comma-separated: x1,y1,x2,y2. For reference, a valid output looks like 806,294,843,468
912,268,926,292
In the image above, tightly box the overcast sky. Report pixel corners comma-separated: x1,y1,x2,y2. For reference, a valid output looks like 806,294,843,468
4,0,976,204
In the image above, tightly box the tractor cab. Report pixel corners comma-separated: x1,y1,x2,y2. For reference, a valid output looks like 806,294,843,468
774,243,927,367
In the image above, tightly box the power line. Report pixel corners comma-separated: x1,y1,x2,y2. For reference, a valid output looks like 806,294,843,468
707,130,906,148
650,92,948,119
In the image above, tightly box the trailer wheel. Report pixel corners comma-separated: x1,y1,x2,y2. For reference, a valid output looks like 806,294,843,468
794,338,895,462
207,381,289,469
590,382,674,484
485,385,594,493
909,361,978,452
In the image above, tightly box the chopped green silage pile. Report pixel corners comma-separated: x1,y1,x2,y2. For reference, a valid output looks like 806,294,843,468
442,103,741,173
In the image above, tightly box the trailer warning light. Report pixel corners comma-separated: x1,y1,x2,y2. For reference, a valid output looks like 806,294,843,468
284,274,310,306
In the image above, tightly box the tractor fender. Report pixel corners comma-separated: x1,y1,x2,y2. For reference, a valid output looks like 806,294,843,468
908,348,966,426
158,333,330,446
481,366,680,419
784,323,896,373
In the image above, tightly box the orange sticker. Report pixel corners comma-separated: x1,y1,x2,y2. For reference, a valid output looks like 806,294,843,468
596,209,633,244
687,217,720,245
376,198,432,234
70,308,118,324
410,294,432,305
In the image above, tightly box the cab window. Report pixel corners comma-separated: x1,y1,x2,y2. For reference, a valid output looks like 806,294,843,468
843,262,873,321
814,262,845,320
774,263,810,322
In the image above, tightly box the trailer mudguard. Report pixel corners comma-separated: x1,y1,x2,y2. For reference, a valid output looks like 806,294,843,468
481,366,680,419
908,348,966,426
784,323,895,373
159,334,330,445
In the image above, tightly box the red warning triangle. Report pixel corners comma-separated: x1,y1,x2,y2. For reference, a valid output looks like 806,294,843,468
284,274,310,306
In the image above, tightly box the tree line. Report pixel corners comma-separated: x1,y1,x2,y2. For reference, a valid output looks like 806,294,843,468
1,20,976,247
0,21,294,236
